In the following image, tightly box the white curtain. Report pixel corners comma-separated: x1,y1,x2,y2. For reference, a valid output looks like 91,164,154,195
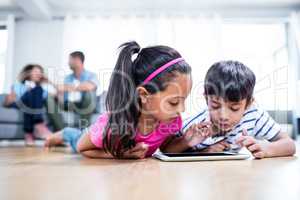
61,14,291,116
61,15,221,116
289,12,300,116
290,12,300,54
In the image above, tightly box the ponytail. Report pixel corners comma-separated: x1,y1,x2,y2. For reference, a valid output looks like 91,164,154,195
103,41,141,158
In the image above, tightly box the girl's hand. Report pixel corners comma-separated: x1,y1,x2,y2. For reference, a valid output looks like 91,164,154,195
203,140,230,153
123,142,149,159
184,122,213,148
236,129,267,159
4,90,16,106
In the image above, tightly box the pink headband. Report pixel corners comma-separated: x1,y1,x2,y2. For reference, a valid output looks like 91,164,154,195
143,57,184,84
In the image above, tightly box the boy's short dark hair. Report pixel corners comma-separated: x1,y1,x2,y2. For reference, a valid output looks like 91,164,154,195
70,51,85,63
204,60,256,104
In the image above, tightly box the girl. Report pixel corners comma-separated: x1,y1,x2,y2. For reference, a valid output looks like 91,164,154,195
45,41,195,159
4,64,52,146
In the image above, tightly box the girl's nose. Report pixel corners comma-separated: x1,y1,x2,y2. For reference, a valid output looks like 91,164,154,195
177,103,185,113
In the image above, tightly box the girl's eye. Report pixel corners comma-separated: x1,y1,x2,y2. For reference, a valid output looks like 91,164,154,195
169,102,179,106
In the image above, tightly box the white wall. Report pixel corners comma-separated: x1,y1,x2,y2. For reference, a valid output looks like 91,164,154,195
12,19,64,85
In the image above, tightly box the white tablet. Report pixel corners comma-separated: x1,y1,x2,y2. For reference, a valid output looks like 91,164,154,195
153,151,250,162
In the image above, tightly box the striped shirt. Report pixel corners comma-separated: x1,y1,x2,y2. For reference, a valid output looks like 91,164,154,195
180,104,282,152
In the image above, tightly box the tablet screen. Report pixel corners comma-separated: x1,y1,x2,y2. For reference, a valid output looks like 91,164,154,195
163,152,237,157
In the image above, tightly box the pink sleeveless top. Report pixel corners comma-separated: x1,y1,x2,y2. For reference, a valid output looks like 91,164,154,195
89,113,182,157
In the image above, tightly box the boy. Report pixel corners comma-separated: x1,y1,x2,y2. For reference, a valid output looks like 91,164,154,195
163,61,295,159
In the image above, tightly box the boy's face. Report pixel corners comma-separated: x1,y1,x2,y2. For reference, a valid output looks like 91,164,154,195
206,95,250,133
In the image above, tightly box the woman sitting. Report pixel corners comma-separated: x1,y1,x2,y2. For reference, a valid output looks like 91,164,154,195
3,64,52,146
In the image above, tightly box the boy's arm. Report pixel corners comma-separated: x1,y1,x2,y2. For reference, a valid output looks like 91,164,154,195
236,130,296,158
161,122,212,153
263,131,296,158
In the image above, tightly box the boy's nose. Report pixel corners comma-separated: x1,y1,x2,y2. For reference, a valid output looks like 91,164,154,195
219,111,229,121
219,117,229,122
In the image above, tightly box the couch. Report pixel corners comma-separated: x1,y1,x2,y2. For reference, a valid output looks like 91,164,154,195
0,92,107,139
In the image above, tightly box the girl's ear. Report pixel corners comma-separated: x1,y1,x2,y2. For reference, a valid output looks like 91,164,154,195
136,86,150,104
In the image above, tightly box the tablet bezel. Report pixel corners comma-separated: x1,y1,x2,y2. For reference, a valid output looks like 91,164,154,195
153,151,250,162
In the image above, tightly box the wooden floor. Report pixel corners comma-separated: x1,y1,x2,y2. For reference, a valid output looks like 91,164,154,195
0,143,299,200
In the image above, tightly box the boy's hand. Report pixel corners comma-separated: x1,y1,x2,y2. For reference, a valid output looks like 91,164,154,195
123,142,149,159
203,140,231,153
236,129,267,159
184,122,213,148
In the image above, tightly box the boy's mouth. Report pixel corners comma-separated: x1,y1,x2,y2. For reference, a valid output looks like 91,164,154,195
212,122,232,134
218,123,231,129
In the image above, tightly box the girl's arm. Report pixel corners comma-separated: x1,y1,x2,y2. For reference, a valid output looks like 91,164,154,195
160,135,192,153
76,131,114,159
76,131,149,159
3,90,16,107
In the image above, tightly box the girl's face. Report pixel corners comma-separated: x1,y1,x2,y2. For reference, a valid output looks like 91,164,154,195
206,95,250,133
139,73,192,123
30,67,43,82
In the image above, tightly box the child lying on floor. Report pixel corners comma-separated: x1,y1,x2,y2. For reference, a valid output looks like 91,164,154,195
163,60,296,159
45,41,195,159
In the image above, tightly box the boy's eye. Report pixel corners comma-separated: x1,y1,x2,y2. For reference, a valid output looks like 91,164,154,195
230,107,240,112
211,105,220,109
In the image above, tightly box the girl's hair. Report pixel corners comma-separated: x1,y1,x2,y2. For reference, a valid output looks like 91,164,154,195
103,41,191,158
19,64,44,83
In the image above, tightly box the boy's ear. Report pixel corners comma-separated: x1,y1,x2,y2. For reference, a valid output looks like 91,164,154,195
246,98,254,109
203,94,208,104
136,86,150,104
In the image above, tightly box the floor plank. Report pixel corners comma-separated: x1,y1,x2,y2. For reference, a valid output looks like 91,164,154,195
0,142,299,200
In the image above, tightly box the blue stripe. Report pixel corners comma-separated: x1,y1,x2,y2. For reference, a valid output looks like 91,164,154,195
183,110,207,130
228,133,236,137
243,109,258,116
268,130,281,141
238,127,254,133
200,143,210,147
235,118,256,129
243,118,256,124
262,122,275,137
175,131,183,137
255,112,264,126
231,147,241,151
255,116,270,137
195,143,210,150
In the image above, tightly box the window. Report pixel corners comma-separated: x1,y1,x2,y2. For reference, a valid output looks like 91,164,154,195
0,25,7,93
221,23,289,111
62,16,290,117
